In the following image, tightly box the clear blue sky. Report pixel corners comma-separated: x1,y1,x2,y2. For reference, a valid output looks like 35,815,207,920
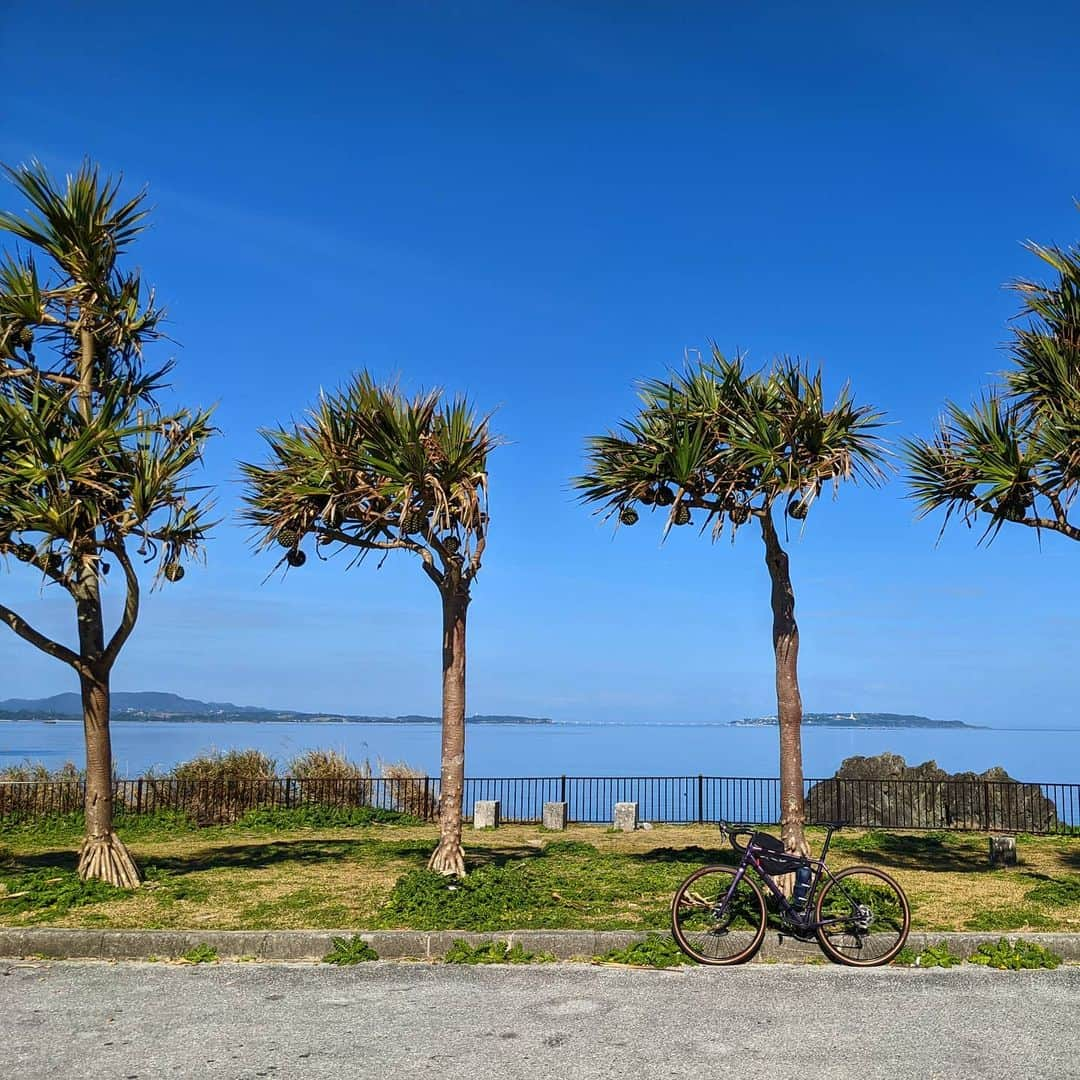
1,1,1078,727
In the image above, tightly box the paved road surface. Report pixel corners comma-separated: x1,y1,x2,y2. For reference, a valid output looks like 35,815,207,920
3,961,1078,1079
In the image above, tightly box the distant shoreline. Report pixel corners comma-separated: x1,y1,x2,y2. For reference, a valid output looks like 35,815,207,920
730,711,983,730
0,695,989,729
0,715,1010,730
0,712,553,726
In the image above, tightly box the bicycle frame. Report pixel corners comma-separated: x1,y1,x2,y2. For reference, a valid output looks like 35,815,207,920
721,823,849,932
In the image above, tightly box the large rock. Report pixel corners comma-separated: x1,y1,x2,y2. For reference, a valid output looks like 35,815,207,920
806,753,1057,832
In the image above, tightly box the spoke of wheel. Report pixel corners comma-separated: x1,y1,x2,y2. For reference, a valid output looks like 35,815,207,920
672,867,766,965
816,868,909,966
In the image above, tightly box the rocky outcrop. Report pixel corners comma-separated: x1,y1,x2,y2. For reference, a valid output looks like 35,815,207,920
806,753,1057,832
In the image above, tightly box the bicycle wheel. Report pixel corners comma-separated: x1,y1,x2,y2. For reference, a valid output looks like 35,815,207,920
814,865,910,967
671,865,767,965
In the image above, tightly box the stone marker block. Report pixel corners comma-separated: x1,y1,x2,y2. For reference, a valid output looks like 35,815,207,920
473,800,500,829
989,834,1017,867
543,801,568,830
613,802,638,832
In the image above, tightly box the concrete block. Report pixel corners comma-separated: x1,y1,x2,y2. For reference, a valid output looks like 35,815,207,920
473,800,500,829
542,801,568,830
613,802,638,832
989,834,1017,867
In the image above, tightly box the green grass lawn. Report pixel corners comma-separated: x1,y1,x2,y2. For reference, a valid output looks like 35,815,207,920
1,812,1078,934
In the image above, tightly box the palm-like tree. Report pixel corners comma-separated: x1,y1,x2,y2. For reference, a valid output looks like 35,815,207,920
576,350,887,855
240,373,496,877
906,224,1080,542
0,161,214,886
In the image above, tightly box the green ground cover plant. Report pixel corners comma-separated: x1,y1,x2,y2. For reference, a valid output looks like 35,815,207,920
443,940,555,964
597,933,695,968
969,938,1061,970
323,935,379,964
181,944,219,964
963,906,1055,931
0,865,127,918
893,942,963,967
236,806,419,830
1024,875,1080,905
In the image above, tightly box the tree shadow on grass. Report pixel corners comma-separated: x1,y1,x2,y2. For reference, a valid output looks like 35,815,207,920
624,845,737,867
7,838,607,882
6,839,422,877
465,845,552,871
141,838,545,877
831,833,988,874
2,849,77,874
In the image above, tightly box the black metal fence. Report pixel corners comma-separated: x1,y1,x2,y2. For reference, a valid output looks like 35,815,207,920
0,776,437,825
1,774,1077,833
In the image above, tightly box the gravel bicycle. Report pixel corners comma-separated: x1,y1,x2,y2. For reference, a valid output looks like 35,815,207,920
671,821,910,967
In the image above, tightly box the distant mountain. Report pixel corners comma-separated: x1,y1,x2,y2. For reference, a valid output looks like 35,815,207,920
0,691,262,717
731,711,979,730
0,692,553,725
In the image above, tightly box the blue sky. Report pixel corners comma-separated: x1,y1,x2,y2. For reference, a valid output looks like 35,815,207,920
0,1,1078,727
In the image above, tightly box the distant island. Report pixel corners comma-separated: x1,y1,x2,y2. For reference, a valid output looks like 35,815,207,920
731,711,979,730
0,691,553,726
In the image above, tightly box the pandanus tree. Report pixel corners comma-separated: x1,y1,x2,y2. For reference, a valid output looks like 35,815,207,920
0,161,214,885
576,351,887,856
240,374,496,876
906,223,1080,543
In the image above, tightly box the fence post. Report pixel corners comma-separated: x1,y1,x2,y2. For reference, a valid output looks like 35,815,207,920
982,780,991,829
697,774,704,824
423,777,432,820
136,778,144,816
285,778,293,810
560,774,566,804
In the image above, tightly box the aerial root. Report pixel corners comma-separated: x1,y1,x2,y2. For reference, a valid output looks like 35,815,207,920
78,831,142,888
427,839,466,878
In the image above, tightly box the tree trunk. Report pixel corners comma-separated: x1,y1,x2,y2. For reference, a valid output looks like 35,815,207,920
427,586,469,877
760,509,809,860
74,580,140,888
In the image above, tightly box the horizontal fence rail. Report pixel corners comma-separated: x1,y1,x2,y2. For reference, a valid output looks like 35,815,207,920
0,775,1076,834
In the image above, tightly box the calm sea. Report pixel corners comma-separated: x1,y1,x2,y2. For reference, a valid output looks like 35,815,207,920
1,719,1077,782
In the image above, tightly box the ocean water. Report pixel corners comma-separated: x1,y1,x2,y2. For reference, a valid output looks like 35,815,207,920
1,719,1077,782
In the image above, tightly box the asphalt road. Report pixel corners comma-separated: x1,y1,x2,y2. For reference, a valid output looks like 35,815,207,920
3,961,1079,1079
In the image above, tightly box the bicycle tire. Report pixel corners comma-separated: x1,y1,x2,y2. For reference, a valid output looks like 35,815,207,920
814,865,910,967
671,865,767,965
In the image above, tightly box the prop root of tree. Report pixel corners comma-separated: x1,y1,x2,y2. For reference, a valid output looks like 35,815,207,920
77,832,141,888
427,839,466,878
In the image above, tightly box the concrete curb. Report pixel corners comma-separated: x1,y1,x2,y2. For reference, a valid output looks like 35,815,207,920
1,928,1078,963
